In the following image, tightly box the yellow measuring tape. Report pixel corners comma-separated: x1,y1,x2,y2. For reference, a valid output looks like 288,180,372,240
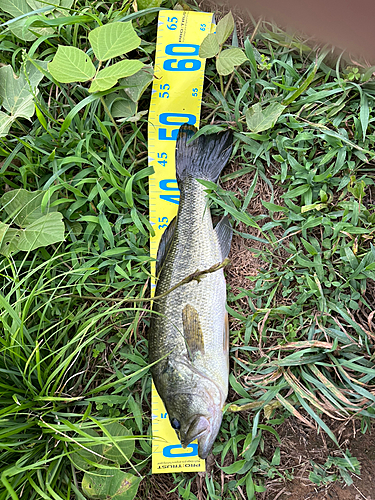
148,9,215,474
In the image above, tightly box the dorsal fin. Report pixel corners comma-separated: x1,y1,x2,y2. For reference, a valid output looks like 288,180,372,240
182,304,205,361
215,215,233,259
155,216,176,276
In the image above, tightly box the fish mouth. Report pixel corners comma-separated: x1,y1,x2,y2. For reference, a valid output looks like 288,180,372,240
180,407,223,460
180,415,210,450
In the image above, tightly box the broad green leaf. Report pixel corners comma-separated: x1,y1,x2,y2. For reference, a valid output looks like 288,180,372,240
88,22,141,61
82,469,141,500
199,33,220,58
102,422,134,464
0,62,45,118
136,0,163,25
89,60,144,93
27,0,74,13
59,0,74,7
3,0,56,40
137,0,162,9
48,46,96,83
0,213,65,256
216,11,234,45
0,222,8,241
216,48,248,76
26,0,56,8
0,224,20,256
18,212,64,250
3,0,32,17
105,92,137,119
0,111,14,137
245,102,286,133
117,109,148,123
70,429,103,471
120,65,153,102
1,189,58,227
2,0,36,41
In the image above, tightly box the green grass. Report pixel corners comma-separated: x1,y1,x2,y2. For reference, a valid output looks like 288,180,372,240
1,2,375,499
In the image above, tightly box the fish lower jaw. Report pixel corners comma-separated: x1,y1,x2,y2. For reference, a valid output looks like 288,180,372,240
180,429,207,449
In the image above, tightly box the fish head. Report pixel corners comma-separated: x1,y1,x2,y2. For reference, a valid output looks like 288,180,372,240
166,389,225,459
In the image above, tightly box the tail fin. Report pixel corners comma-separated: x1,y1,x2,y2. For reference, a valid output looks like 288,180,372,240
175,125,233,185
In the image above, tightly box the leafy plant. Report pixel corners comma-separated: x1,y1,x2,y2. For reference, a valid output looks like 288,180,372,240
199,16,375,496
0,189,65,255
0,61,46,137
2,0,74,41
72,422,142,500
48,22,144,93
82,469,142,500
104,65,153,122
309,452,360,486
0,251,148,500
245,102,286,134
257,54,272,71
243,38,318,133
136,0,164,25
199,12,247,93
344,66,361,81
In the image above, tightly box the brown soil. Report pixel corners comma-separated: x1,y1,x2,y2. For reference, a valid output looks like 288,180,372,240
139,422,375,499
260,419,375,500
221,160,287,295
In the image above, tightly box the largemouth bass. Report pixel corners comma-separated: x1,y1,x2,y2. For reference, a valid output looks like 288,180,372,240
149,125,233,459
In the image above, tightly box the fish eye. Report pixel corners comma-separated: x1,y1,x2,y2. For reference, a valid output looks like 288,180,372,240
171,418,181,430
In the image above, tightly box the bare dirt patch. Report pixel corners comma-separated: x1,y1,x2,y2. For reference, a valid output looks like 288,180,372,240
260,419,375,500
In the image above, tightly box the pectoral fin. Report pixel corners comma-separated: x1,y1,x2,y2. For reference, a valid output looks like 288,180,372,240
182,304,205,360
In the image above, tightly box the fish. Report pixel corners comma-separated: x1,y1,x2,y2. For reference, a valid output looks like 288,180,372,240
149,124,233,459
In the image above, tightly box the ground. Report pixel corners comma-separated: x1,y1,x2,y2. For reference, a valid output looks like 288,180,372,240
263,421,375,500
1,0,375,499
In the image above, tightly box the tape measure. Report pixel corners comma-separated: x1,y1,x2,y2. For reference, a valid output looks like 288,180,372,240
148,9,215,474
